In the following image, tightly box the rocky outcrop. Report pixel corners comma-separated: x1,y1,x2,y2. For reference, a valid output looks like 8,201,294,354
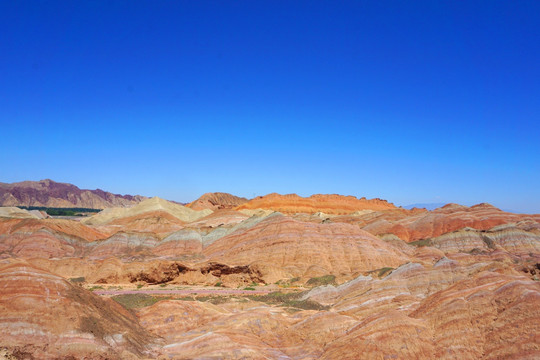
236,193,397,214
0,179,146,209
188,192,248,210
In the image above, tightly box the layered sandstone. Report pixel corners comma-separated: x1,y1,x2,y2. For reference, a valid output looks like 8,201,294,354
188,192,249,210
0,263,159,359
106,210,186,237
429,225,540,254
204,213,410,282
82,197,212,226
236,193,397,214
352,203,540,242
0,218,109,242
0,190,539,359
0,207,45,219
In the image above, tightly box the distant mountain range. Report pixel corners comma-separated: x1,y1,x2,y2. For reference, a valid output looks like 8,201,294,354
0,179,147,209
6,180,514,214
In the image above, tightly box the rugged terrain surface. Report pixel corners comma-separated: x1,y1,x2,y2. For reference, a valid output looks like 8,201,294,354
236,193,397,214
0,188,539,359
0,179,146,208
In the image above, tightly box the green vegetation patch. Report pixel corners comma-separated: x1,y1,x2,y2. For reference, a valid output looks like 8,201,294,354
111,294,160,309
275,277,301,288
247,291,329,311
306,275,336,287
377,267,393,277
408,239,432,247
17,206,101,216
366,267,394,278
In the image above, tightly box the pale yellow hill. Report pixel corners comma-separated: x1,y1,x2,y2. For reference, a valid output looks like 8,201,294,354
82,197,212,225
0,207,42,219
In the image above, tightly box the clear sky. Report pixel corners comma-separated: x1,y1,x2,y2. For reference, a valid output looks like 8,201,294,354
1,1,539,213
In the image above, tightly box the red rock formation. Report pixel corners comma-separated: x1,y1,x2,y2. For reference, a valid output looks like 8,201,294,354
297,262,540,360
0,179,147,208
347,203,540,242
236,193,397,214
0,263,159,359
410,271,540,359
188,192,248,210
429,226,540,255
0,218,109,241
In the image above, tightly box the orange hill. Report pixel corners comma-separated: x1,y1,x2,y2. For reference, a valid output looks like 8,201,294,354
236,193,397,214
188,192,248,211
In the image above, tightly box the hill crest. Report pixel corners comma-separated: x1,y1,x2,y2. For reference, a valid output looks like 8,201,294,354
0,179,146,209
235,192,397,214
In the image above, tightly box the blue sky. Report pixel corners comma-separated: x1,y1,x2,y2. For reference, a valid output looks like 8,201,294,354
1,1,539,212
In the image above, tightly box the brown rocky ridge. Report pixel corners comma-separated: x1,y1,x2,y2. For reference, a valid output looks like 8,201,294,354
0,179,147,209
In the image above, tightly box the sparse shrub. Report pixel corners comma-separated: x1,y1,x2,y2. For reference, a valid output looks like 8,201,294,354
69,277,85,283
112,294,159,309
215,281,223,287
306,275,336,287
244,287,256,291
365,267,394,278
247,291,328,311
137,284,143,289
378,267,393,277
409,239,432,247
